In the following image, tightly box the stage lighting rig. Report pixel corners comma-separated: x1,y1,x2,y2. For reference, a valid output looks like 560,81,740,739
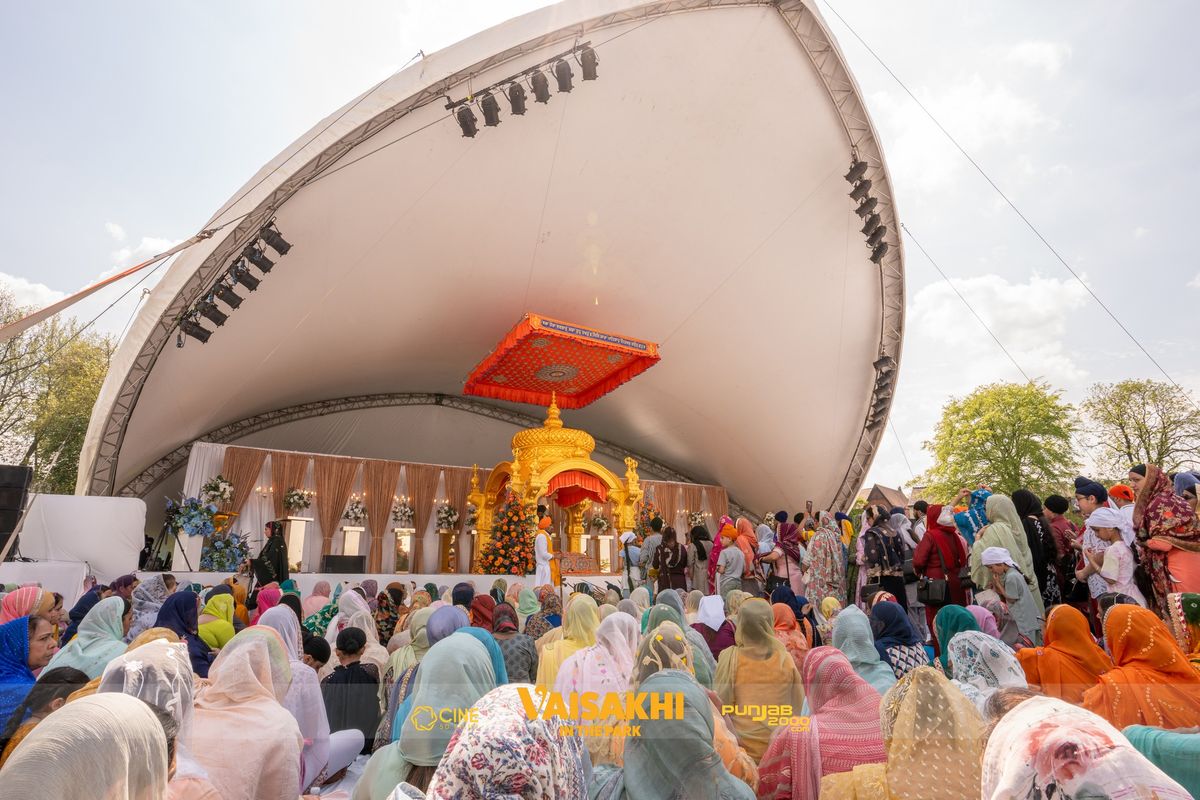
244,243,275,273
456,105,479,137
232,260,260,291
530,70,551,103
506,83,527,115
180,317,211,344
197,298,228,327
215,282,243,309
480,92,501,127
579,45,599,80
553,59,574,93
260,221,292,255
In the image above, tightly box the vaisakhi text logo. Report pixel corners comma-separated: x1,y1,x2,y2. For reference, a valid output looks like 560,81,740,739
409,705,478,732
720,704,806,729
517,686,684,738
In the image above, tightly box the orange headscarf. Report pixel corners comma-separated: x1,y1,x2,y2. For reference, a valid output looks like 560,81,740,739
1082,605,1200,728
772,602,811,671
224,578,249,625
734,517,758,574
1016,605,1112,704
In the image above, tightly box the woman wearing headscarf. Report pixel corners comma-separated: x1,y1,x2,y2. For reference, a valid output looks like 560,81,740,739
692,594,736,661
420,683,587,799
651,525,689,592
0,666,90,767
981,695,1192,800
399,590,431,634
509,586,538,631
468,594,495,631
0,693,169,800
154,589,214,679
770,586,822,647
771,603,812,672
1130,463,1200,613
374,583,407,643
222,578,250,628
687,525,711,592
249,584,282,626
303,580,332,618
966,603,1002,638
861,505,907,611
821,666,983,800
377,606,437,748
190,628,300,800
1165,591,1200,671
491,602,538,684
124,574,174,643
96,639,221,799
0,586,53,625
1015,604,1111,704
758,647,886,800
1125,725,1200,798
911,504,968,656
334,592,390,679
554,612,639,767
944,630,1026,713
44,596,130,679
807,513,847,607
355,633,498,799
257,606,359,792
455,627,508,687
772,515,807,596
536,594,599,688
714,598,805,761
971,494,1045,618
645,601,716,689
931,604,980,672
524,590,562,643
0,616,56,727
870,601,928,680
1012,489,1062,608
683,589,703,625
1083,604,1200,728
590,668,756,800
197,592,236,650
706,516,729,595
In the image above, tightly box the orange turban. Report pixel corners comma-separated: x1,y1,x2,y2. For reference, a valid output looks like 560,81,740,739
538,516,552,530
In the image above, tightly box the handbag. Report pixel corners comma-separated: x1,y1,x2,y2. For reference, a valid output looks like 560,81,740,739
916,537,951,606
765,546,791,595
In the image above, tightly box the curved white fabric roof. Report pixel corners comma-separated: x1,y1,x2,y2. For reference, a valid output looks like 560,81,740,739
78,0,904,516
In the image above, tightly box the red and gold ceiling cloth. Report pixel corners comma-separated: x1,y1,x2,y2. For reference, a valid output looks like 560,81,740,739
464,313,661,409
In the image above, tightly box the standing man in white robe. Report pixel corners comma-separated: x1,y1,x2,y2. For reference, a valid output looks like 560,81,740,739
534,515,556,588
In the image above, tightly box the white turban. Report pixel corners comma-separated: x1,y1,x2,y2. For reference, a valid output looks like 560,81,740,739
981,546,1017,567
1085,507,1124,531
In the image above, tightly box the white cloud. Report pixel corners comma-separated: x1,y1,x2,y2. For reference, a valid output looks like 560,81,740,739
0,272,65,310
104,222,126,242
106,236,177,279
1003,40,1073,77
870,75,1055,196
1134,226,1149,239
1189,273,1200,289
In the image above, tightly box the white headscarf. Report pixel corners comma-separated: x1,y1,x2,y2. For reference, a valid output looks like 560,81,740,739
755,523,775,555
696,594,726,631
0,693,168,800
99,638,195,739
1087,506,1136,544
981,546,1017,568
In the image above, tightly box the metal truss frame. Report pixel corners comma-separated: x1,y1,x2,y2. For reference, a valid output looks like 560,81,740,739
87,0,903,514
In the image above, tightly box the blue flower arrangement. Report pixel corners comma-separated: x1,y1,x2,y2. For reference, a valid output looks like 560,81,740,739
165,496,218,538
200,530,250,572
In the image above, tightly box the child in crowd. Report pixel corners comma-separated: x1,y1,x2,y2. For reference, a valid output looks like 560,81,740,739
321,628,380,755
303,636,331,671
715,525,745,600
1076,507,1148,607
983,546,1043,646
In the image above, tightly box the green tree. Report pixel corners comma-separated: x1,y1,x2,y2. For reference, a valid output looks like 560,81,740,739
920,381,1078,499
1080,379,1200,475
0,288,114,493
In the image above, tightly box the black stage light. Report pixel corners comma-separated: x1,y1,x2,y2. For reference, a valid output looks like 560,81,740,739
860,213,881,237
873,354,897,373
480,92,501,127
260,222,292,255
866,415,887,432
507,83,527,115
849,179,872,201
197,299,228,327
215,283,243,309
180,319,211,344
870,241,889,264
579,46,598,80
844,160,868,183
871,395,890,416
244,243,275,273
854,197,878,219
553,59,574,93
866,225,887,248
456,105,478,137
530,70,551,103
233,261,260,291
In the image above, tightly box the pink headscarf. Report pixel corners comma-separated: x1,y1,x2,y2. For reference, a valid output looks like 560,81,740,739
967,605,1002,639
552,612,639,699
0,586,48,624
251,587,282,625
301,581,331,618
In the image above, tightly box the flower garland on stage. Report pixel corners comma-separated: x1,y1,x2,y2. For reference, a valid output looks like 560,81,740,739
633,498,662,538
343,499,367,524
200,475,234,505
283,488,313,515
476,491,537,575
436,504,460,530
200,530,250,572
165,496,217,539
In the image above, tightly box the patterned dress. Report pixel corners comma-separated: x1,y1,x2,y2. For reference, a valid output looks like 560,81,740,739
494,633,539,684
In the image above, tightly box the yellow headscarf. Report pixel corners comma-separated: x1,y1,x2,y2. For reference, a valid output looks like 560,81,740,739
534,594,599,688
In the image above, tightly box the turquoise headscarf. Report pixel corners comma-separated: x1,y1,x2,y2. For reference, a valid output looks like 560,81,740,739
44,596,128,679
589,669,755,800
1124,725,1200,797
360,633,498,800
830,604,896,696
516,588,541,617
456,627,509,685
934,605,981,669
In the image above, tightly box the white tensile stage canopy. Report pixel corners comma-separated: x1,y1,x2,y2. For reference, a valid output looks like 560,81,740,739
77,0,905,552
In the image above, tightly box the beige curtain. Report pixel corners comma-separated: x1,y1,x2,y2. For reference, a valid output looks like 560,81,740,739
270,452,311,519
650,482,680,526
703,485,729,522
406,464,441,572
443,467,473,531
680,485,705,521
314,456,362,557
220,447,268,516
363,460,403,572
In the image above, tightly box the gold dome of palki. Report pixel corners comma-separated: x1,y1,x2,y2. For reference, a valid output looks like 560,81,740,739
511,394,596,464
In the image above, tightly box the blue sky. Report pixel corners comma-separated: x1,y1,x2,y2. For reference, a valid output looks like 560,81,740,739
3,0,1197,488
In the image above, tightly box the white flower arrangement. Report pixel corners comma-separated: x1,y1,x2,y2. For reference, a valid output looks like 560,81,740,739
283,488,312,514
465,503,478,529
436,504,460,530
391,501,415,526
687,511,706,529
201,475,234,505
343,499,367,524
589,515,611,533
